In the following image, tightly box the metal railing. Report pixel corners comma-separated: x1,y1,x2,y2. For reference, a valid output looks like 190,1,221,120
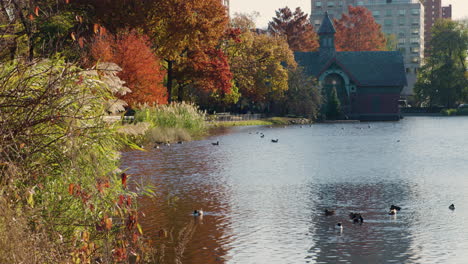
210,113,263,122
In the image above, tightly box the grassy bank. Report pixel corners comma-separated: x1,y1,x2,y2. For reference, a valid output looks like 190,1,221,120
441,108,468,116
210,117,312,127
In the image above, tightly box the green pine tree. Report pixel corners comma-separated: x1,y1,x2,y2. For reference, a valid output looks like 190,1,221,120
326,87,341,120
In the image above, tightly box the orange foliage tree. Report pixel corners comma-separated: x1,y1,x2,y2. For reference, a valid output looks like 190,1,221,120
147,0,230,102
334,6,387,51
268,7,319,52
90,31,167,106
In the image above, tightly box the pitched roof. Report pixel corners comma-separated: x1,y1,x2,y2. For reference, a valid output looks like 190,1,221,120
317,12,336,35
295,51,408,87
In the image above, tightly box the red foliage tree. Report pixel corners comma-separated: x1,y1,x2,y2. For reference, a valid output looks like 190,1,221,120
90,31,167,106
268,7,319,52
334,6,387,51
175,48,233,95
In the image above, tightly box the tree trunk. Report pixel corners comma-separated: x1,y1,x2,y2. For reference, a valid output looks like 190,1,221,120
177,83,183,102
166,59,173,103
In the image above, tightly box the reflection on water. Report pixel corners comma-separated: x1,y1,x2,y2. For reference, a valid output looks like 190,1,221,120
121,117,468,263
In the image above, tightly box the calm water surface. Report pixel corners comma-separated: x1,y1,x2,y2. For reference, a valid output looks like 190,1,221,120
121,117,468,264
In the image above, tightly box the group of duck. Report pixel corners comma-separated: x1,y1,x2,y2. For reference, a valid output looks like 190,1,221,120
326,204,456,232
250,131,279,143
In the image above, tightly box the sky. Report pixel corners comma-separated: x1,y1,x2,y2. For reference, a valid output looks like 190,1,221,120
230,0,468,28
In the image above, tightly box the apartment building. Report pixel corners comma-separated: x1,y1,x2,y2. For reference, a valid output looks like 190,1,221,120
442,4,452,19
424,0,451,56
310,0,424,97
221,0,230,16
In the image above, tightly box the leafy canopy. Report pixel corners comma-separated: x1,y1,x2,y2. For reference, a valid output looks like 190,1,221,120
334,6,387,51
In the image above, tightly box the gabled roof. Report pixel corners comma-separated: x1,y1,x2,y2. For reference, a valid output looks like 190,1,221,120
317,12,336,35
295,51,408,87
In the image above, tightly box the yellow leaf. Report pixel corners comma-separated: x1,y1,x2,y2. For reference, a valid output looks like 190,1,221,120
27,191,34,208
137,223,143,235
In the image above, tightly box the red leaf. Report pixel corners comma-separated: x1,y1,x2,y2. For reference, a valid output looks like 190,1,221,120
121,173,127,188
68,183,75,195
34,6,39,16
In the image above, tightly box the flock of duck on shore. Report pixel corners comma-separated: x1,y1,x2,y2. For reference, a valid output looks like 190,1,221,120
329,204,456,232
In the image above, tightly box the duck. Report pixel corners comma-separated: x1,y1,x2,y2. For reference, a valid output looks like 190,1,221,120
271,139,279,143
324,209,335,216
177,141,183,144
260,134,265,138
449,204,455,210
349,212,364,224
390,205,401,211
211,141,219,146
335,222,343,231
193,209,204,216
353,215,364,224
389,208,397,215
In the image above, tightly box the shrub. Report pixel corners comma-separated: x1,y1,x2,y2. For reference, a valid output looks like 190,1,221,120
441,108,458,116
0,58,151,262
456,108,468,116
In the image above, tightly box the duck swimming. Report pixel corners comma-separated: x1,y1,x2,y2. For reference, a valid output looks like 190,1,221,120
271,139,279,143
449,204,455,210
349,212,364,224
390,205,401,211
389,208,397,215
324,209,335,216
212,141,219,146
335,222,343,231
193,209,204,216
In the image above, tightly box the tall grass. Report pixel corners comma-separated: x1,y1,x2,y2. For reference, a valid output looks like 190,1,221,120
0,59,152,263
134,102,207,142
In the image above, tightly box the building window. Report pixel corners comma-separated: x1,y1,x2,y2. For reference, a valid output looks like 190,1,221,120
406,68,410,74
373,11,380,17
316,1,322,7
411,9,420,15
328,2,335,7
386,10,392,17
414,68,418,74
357,1,364,6
398,32,405,37
384,19,393,26
410,38,419,44
399,18,406,26
314,20,321,26
398,38,405,45
411,57,419,63
398,10,406,16
412,29,419,35
410,47,420,53
412,18,419,25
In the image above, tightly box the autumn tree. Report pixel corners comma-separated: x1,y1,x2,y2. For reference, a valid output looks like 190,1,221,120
147,0,230,102
227,14,297,109
268,7,319,52
90,31,167,106
334,6,386,51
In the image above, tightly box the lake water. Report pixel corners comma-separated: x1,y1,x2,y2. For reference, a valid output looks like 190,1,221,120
121,117,468,264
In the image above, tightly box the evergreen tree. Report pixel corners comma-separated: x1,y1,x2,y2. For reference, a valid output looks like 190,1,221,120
326,87,341,120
